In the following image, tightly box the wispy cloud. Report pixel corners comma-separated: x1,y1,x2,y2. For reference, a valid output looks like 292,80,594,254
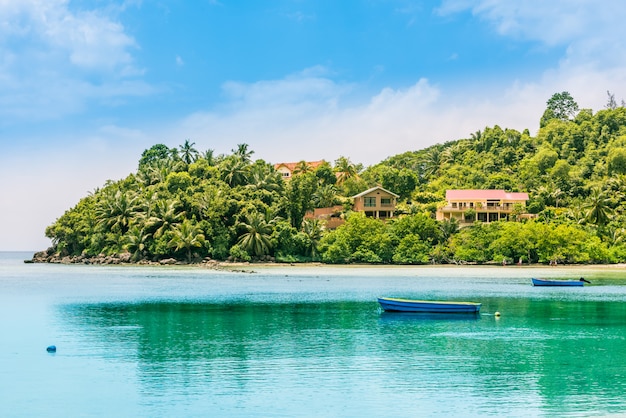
0,0,149,123
162,71,540,166
437,1,626,66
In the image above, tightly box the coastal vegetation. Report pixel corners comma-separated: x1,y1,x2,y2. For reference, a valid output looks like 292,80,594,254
40,92,626,265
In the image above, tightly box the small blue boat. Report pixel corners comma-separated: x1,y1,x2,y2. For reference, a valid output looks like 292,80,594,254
377,297,481,313
531,277,589,287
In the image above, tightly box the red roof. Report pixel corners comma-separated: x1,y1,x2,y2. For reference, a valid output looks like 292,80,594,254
446,190,529,201
274,160,326,172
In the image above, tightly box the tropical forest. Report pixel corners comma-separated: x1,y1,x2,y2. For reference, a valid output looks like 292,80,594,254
38,92,626,265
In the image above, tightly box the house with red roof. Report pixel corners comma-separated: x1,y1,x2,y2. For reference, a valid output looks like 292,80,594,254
273,160,326,181
436,189,530,224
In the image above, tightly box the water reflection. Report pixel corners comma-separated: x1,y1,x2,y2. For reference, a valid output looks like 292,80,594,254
379,311,481,323
60,298,626,416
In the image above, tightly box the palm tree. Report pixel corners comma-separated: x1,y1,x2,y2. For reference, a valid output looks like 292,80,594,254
168,219,206,262
550,188,565,208
334,156,358,185
232,143,254,164
440,147,455,165
583,187,614,226
179,139,199,164
312,184,338,208
606,225,626,246
439,218,459,242
420,148,441,179
567,205,586,224
137,159,176,186
246,163,283,193
95,189,141,235
534,185,557,207
149,200,185,238
220,155,249,187
237,211,273,257
203,149,217,166
293,161,312,175
123,226,150,261
302,218,324,258
470,130,484,151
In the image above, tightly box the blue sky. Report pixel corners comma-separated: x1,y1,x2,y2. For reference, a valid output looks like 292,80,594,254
1,0,624,251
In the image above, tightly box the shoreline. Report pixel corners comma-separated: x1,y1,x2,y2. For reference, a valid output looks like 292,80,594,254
20,248,626,273
25,256,626,271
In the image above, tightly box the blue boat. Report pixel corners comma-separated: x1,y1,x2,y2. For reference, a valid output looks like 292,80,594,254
377,297,481,313
531,277,589,287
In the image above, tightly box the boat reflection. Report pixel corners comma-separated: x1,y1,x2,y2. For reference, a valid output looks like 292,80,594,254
378,310,481,323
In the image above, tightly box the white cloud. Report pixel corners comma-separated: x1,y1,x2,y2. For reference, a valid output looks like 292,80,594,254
431,0,626,122
160,73,542,167
437,0,626,68
0,0,148,122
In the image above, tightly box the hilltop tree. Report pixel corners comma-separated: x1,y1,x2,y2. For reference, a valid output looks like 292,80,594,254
139,144,173,168
179,139,199,164
606,90,618,110
546,91,579,121
232,143,254,164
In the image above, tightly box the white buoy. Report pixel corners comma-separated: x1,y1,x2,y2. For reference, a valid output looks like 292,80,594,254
495,312,501,317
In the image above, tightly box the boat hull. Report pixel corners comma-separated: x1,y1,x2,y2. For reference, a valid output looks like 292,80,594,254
531,278,584,287
377,297,481,313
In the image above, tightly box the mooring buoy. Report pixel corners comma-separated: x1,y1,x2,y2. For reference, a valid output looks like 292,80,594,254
46,345,57,353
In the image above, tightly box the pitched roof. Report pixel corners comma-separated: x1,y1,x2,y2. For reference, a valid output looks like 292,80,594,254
273,160,326,172
446,189,529,201
352,186,399,198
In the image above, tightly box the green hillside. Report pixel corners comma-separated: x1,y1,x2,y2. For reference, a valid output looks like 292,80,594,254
39,93,626,265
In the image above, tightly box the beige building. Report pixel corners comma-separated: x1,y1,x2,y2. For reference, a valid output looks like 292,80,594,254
352,186,399,219
436,189,529,224
304,186,399,229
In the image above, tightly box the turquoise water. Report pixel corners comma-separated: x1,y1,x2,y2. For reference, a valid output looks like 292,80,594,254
2,252,626,417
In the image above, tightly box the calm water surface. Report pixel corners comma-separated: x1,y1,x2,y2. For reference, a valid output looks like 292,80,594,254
2,252,626,417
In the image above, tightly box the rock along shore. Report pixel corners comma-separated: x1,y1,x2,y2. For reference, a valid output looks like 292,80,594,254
26,248,254,272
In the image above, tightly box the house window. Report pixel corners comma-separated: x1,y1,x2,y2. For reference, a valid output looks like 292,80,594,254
381,198,392,207
282,172,290,177
452,202,457,208
364,197,376,207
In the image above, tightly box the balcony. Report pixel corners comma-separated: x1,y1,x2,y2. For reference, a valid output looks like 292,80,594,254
442,204,515,213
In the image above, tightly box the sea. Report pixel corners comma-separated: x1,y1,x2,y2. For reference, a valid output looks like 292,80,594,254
2,251,626,417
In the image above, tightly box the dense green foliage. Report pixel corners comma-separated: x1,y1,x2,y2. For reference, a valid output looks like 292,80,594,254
45,94,626,264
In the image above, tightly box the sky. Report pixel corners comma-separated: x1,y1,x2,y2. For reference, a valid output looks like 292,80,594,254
1,0,626,251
